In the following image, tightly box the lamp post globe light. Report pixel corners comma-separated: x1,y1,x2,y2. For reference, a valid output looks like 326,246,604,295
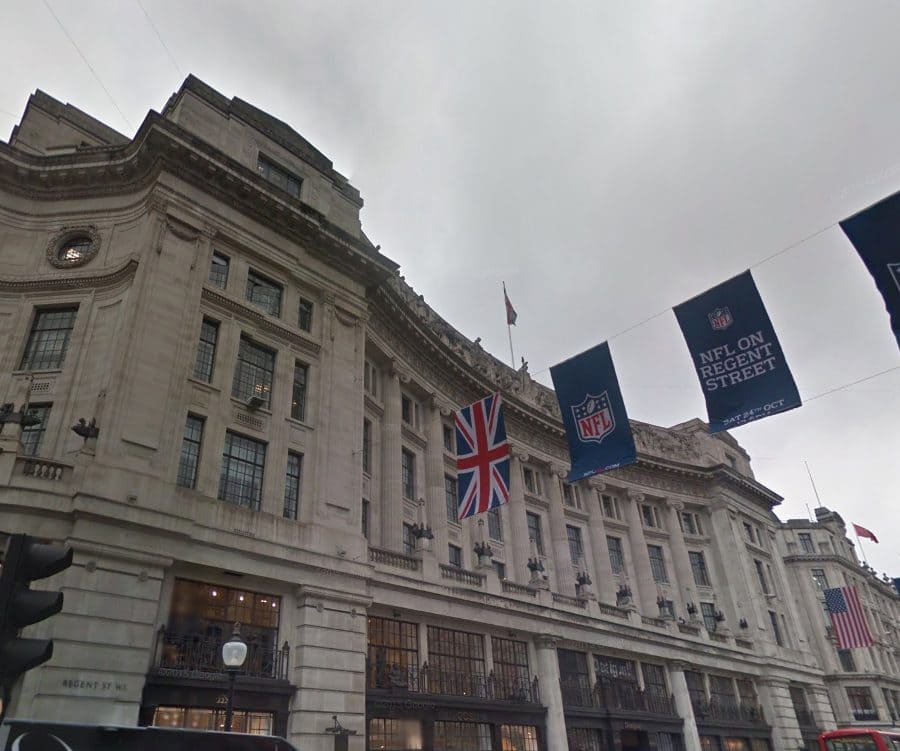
221,622,247,733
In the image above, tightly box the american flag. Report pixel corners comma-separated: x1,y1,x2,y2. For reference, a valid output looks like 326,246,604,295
824,586,874,649
455,393,510,520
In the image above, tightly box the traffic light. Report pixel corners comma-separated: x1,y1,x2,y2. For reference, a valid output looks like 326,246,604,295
0,534,73,689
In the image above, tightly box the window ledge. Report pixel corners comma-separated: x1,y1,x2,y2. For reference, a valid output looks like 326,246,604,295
12,368,63,377
187,376,220,393
285,415,313,431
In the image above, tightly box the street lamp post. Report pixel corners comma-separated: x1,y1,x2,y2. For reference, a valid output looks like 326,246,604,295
221,622,248,733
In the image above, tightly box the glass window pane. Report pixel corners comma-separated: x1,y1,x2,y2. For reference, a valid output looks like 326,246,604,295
232,336,275,408
20,308,78,371
20,403,51,457
176,415,204,489
219,431,266,510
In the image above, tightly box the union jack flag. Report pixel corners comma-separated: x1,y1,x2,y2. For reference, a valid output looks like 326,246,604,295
455,393,510,520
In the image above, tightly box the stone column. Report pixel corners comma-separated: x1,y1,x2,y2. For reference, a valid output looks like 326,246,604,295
507,452,532,584
664,500,695,615
586,479,616,604
534,636,568,751
425,399,450,559
758,678,803,751
669,664,702,751
708,502,752,630
380,369,403,550
623,491,657,614
547,466,574,595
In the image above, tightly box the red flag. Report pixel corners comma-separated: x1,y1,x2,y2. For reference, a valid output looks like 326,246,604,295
853,523,878,543
824,586,874,649
504,285,517,326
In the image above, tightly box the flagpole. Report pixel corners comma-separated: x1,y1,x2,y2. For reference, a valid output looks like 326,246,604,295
803,460,822,505
503,281,516,368
854,528,870,565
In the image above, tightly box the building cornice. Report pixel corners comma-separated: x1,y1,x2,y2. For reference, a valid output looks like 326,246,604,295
0,257,139,293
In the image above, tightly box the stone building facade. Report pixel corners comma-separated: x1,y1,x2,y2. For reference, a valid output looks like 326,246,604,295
779,508,900,729
0,75,872,751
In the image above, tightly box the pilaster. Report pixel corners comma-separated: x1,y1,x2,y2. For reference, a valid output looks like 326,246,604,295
547,465,574,595
669,664,702,751
758,677,803,751
507,452,531,584
585,478,616,604
534,636,567,751
379,369,402,550
624,490,657,614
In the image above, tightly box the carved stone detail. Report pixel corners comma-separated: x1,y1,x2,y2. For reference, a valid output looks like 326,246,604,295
46,225,101,269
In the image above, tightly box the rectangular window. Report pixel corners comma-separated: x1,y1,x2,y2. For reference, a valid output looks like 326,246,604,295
689,551,711,587
769,610,784,646
297,298,314,332
20,307,78,371
232,336,275,409
567,729,607,751
283,451,302,519
567,525,584,564
685,671,706,707
402,523,415,556
501,726,539,751
363,360,379,398
367,616,418,688
708,675,737,708
647,545,668,583
847,686,878,721
219,431,266,510
558,649,591,706
642,504,660,528
20,403,51,457
442,424,455,453
401,449,415,499
798,533,815,554
493,561,507,579
601,494,620,519
401,394,414,426
562,483,579,508
433,722,491,751
291,361,308,420
754,559,771,594
193,318,219,382
491,636,530,700
523,467,539,495
208,251,229,288
743,521,755,542
642,663,668,697
257,153,301,198
362,419,372,474
176,414,204,489
811,568,829,591
837,649,855,672
444,475,458,522
526,512,544,556
488,507,502,541
246,269,282,317
681,512,704,536
427,625,486,697
362,499,369,539
448,544,462,568
607,536,625,574
595,654,638,684
701,602,718,632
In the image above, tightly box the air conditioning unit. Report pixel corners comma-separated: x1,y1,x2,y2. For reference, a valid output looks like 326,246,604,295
247,396,265,411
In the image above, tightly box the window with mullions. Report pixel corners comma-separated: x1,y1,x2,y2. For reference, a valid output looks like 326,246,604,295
642,663,669,697
402,449,415,499
562,482,580,508
232,337,275,409
291,361,308,421
427,626,486,697
151,706,273,736
601,494,620,519
523,467,540,495
362,499,370,539
607,536,625,574
526,511,544,555
847,686,878,721
283,451,302,520
708,675,737,709
208,252,229,288
297,298,314,332
176,414,204,489
491,637,531,700
193,318,219,382
837,649,856,672
769,610,784,646
681,511,704,536
488,507,502,541
448,544,462,568
219,431,266,510
567,728,608,751
754,559,771,594
493,561,506,579
700,602,718,632
445,475,458,522
737,679,758,707
367,616,419,689
558,649,591,706
811,568,829,591
257,154,302,198
402,523,415,556
362,419,372,474
798,532,815,554
20,403,51,457
368,719,423,751
434,721,492,751
443,424,455,453
20,307,78,371
647,544,668,583
642,504,661,528
567,525,584,563
689,551,711,586
501,726,539,751
245,269,282,317
594,654,638,685
685,671,706,708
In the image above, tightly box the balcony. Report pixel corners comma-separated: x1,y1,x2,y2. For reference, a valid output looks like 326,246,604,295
693,698,767,726
851,709,879,722
560,677,676,716
151,629,290,681
367,661,540,704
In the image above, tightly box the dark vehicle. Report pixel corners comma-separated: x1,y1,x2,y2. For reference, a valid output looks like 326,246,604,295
0,720,299,751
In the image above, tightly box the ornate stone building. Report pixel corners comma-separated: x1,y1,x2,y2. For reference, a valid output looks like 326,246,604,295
0,76,856,751
779,508,900,729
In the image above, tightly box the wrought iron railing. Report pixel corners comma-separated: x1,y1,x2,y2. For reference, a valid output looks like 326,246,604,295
366,661,540,704
851,708,879,722
369,546,421,571
693,698,767,725
559,677,675,716
152,629,289,680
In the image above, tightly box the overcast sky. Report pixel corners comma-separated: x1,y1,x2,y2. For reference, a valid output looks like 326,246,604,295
2,1,897,577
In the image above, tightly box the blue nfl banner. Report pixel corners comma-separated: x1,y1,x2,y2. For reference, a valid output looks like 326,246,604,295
550,342,637,482
840,192,900,349
673,270,801,433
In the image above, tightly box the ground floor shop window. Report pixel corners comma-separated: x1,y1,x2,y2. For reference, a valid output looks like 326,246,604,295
433,721,492,751
701,737,720,751
368,718,423,751
657,733,684,751
151,706,272,735
723,739,750,751
750,739,771,751
501,724,539,751
567,728,607,751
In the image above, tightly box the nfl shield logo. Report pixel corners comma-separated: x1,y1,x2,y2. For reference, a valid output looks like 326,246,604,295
572,392,615,445
889,262,900,293
708,306,733,331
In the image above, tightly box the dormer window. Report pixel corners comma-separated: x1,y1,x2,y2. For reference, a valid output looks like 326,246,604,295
257,154,301,198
